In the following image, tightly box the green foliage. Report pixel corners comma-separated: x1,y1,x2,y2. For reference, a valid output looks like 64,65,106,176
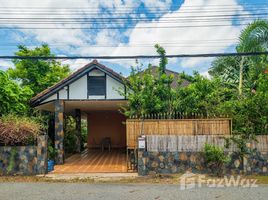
175,72,234,115
237,19,268,53
224,135,254,161
63,116,87,154
204,143,230,176
7,147,17,174
219,73,268,135
81,119,88,145
48,139,56,160
121,31,268,135
64,116,77,154
121,45,176,118
155,44,168,75
0,70,33,115
8,44,70,95
210,20,268,95
3,44,71,148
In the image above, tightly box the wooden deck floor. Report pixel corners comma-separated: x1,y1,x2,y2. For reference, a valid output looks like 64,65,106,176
51,149,127,173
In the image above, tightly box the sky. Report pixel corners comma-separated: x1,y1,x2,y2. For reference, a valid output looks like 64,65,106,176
0,0,267,77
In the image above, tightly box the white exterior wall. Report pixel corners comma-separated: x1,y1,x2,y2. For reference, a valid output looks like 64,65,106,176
58,88,67,99
39,68,125,103
88,69,105,76
88,95,105,99
41,93,57,103
69,75,87,99
106,75,124,99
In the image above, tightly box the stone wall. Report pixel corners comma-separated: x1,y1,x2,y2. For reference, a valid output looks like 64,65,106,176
0,135,48,175
138,150,268,176
244,151,268,175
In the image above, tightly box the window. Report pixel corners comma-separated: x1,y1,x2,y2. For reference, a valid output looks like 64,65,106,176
88,76,106,96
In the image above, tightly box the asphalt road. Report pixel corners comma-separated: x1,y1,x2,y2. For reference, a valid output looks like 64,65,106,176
0,183,267,200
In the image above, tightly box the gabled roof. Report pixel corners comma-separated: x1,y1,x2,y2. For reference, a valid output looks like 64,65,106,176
30,60,125,106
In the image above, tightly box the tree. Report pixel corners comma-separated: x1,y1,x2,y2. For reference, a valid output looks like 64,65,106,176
0,70,33,115
122,65,162,117
210,20,268,95
8,44,70,95
237,20,268,95
121,44,175,118
176,72,234,115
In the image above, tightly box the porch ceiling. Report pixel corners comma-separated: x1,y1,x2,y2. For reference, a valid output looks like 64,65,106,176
35,100,127,114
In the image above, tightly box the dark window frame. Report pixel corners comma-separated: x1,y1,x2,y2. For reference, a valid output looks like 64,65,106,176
88,75,106,96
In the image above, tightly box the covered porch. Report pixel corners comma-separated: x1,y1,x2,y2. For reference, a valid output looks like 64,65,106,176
37,99,128,173
52,149,127,173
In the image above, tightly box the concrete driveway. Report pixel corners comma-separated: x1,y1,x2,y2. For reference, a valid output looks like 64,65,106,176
0,182,267,200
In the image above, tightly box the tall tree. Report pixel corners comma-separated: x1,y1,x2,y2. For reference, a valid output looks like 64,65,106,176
8,44,70,95
0,70,33,115
121,44,175,117
209,20,268,95
237,20,268,95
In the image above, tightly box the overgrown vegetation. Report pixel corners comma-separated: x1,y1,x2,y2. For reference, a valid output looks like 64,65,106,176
122,20,268,136
203,143,230,177
0,44,70,147
0,115,43,146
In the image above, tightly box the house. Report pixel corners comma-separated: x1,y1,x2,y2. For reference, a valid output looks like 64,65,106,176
30,60,188,172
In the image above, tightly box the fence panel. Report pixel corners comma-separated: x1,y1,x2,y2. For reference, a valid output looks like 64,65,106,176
126,118,231,148
146,135,268,152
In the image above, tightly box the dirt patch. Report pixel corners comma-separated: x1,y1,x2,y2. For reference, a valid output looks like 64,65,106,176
0,173,268,185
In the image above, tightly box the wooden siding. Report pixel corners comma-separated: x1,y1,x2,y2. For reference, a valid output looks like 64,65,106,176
126,119,231,148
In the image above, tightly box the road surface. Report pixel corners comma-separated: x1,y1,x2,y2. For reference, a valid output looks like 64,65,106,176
0,182,267,200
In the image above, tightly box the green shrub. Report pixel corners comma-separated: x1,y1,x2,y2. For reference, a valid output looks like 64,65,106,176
0,115,42,146
48,141,56,161
64,116,77,154
204,143,230,176
64,116,88,154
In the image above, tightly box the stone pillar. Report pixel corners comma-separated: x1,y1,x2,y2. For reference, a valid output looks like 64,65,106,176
75,109,82,153
37,135,48,174
54,100,64,164
138,150,148,176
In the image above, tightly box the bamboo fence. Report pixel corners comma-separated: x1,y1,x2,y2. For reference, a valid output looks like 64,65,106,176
126,118,232,148
146,135,268,152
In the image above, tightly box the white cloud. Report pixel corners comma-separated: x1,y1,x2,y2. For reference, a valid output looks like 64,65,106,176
110,0,246,68
142,0,172,12
200,70,211,79
61,59,93,71
0,60,14,70
68,0,246,70
0,0,250,72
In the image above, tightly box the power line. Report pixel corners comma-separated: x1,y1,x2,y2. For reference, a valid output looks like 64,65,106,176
0,52,267,60
0,3,266,9
1,8,268,15
0,45,236,48
0,23,250,29
0,38,238,44
1,12,266,20
0,16,264,24
0,39,239,47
